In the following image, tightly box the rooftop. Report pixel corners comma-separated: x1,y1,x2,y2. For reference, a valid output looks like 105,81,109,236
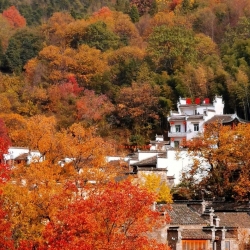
168,204,208,225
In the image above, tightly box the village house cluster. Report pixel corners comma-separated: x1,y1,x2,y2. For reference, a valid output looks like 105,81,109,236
4,96,250,250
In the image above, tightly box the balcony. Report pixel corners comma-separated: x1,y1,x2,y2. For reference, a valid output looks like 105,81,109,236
168,132,187,137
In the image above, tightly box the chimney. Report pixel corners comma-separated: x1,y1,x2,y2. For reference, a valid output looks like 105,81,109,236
215,217,220,227
209,208,214,226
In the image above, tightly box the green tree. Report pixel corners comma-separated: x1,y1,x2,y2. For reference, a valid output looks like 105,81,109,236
147,25,197,73
5,29,43,73
129,5,139,23
81,21,120,51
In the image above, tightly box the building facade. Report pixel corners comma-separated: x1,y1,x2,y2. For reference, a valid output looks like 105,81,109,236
159,200,250,250
167,96,250,148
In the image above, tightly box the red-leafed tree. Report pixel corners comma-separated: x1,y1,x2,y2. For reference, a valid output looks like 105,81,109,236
0,208,13,250
2,6,26,28
58,75,84,99
76,89,114,124
0,119,13,249
92,6,113,19
42,181,170,250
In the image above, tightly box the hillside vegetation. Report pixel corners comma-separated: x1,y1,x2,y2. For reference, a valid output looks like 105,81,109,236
0,0,250,145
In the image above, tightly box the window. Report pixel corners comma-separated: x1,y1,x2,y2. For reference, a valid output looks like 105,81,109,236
225,241,230,250
194,124,199,131
174,141,179,148
175,125,181,132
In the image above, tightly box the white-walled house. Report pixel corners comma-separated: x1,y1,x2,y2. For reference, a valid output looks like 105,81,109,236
168,96,224,147
107,135,195,186
3,147,43,166
167,96,248,148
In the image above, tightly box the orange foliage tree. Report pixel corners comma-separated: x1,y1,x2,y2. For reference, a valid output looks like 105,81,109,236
30,44,108,86
2,121,119,246
180,123,250,201
42,180,170,250
116,82,161,138
2,6,26,28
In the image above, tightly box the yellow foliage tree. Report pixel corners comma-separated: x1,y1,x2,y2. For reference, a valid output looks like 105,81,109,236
140,173,172,203
3,160,74,244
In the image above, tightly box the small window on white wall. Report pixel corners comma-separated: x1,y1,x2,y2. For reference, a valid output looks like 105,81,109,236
175,125,181,132
194,124,199,131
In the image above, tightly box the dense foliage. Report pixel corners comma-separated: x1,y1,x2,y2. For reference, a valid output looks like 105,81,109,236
0,0,250,247
0,0,249,144
174,123,250,201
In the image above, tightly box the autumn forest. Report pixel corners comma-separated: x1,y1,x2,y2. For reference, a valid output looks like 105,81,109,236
0,0,250,248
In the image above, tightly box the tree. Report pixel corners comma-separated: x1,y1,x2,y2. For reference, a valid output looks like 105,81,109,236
129,0,155,16
0,113,27,146
140,173,173,203
78,21,120,51
0,206,14,250
76,89,114,125
2,121,118,246
116,82,161,139
147,25,197,73
0,120,14,250
129,5,140,23
0,14,14,52
36,44,108,86
3,159,76,246
42,180,170,250
57,123,116,181
5,29,44,73
89,7,142,47
42,12,74,47
2,6,26,28
234,70,250,120
107,46,145,86
181,123,250,201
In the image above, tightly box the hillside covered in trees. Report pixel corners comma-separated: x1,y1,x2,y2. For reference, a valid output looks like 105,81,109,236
0,0,249,145
1,1,250,248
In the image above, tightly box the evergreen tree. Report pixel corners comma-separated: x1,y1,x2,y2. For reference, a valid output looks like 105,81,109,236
129,5,139,23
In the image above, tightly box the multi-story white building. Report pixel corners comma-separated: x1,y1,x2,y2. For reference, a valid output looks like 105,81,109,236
167,96,246,148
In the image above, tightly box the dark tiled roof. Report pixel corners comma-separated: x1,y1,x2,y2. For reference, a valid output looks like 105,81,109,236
207,201,250,212
179,104,197,107
150,140,169,144
14,153,28,160
182,229,213,240
130,155,157,166
138,167,167,171
200,104,213,106
205,114,250,124
216,212,250,228
205,114,234,123
169,116,186,121
187,115,204,120
168,204,208,225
